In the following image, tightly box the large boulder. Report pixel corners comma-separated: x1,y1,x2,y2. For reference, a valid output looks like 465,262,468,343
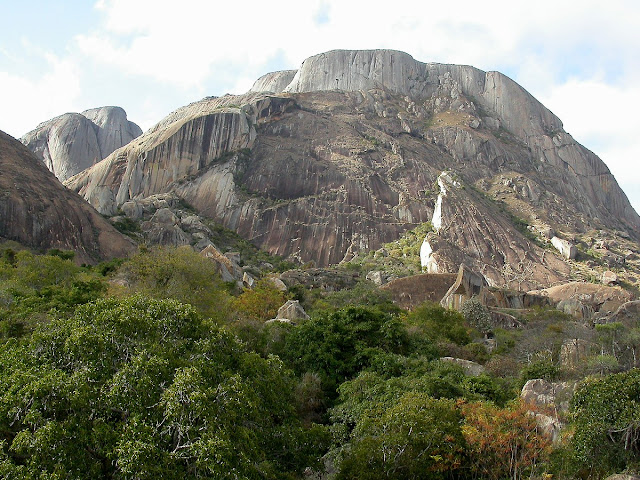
440,357,486,376
274,300,310,323
521,378,576,414
530,282,633,320
551,236,577,260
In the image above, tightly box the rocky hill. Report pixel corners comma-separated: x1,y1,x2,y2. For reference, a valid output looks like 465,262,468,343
21,106,142,182
0,130,136,263
64,49,640,289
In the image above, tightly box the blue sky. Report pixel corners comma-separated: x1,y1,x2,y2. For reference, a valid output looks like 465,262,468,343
1,0,639,215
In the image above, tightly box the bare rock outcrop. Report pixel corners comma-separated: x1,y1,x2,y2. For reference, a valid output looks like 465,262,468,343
21,106,141,181
521,378,577,442
0,130,136,263
271,300,310,324
423,173,570,290
440,357,486,376
530,282,633,320
521,378,576,414
250,70,297,93
63,49,639,287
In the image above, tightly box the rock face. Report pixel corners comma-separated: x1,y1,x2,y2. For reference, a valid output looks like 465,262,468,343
530,282,633,320
64,49,639,288
0,130,136,263
521,378,576,414
21,106,142,181
250,70,297,93
551,236,577,260
521,378,577,442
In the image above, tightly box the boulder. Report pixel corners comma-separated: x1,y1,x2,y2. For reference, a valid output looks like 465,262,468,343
151,208,179,225
551,236,577,260
274,300,310,323
365,270,387,286
267,276,288,292
557,298,594,320
121,200,144,220
200,244,242,282
606,300,640,324
530,282,633,320
602,270,619,286
242,272,256,289
520,378,576,414
440,357,486,376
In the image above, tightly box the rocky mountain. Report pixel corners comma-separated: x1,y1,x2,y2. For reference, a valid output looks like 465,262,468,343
21,106,142,182
65,49,640,289
0,130,136,263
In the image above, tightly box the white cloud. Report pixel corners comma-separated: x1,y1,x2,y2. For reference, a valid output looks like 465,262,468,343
0,53,82,137
540,78,640,214
2,0,639,213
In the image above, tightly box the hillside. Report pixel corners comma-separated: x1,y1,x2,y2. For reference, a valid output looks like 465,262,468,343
0,130,136,263
64,49,638,290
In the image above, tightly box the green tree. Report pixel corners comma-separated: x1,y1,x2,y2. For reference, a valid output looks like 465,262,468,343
571,369,640,477
283,306,409,397
461,296,492,335
231,279,288,322
337,393,465,480
116,246,230,322
405,301,471,347
0,296,328,479
0,250,106,338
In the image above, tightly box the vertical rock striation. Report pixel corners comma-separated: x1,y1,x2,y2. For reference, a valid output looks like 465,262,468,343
63,49,639,287
0,130,136,263
21,106,142,181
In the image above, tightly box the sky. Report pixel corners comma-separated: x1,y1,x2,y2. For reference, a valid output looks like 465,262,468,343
1,0,639,214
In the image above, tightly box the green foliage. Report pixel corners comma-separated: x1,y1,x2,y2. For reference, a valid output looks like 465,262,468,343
205,223,296,273
344,222,433,277
520,358,560,385
336,393,465,479
406,301,471,347
283,306,410,397
46,248,75,261
570,369,640,478
111,216,140,234
230,279,288,322
116,246,230,322
461,296,492,334
0,296,328,479
0,250,107,338
315,280,400,314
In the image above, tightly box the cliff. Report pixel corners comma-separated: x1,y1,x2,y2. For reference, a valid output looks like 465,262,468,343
64,49,639,288
21,106,142,182
0,130,136,263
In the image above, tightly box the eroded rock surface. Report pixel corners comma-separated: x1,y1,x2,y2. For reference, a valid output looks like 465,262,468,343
0,130,136,263
64,49,639,288
21,106,141,181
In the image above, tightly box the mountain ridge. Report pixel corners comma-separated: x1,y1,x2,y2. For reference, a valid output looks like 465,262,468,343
59,49,638,288
21,106,142,182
